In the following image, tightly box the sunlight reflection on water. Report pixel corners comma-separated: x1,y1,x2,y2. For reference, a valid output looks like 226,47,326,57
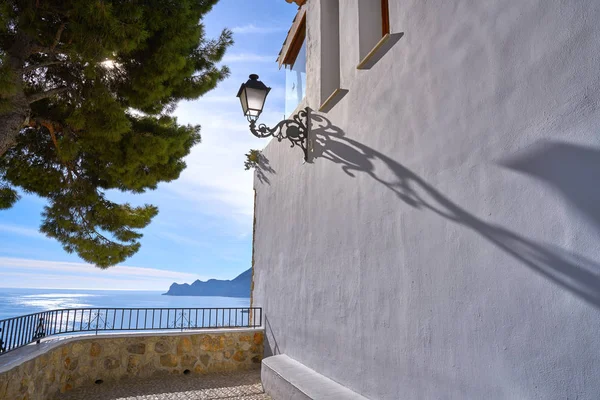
0,292,104,319
14,298,94,309
0,289,250,321
16,293,97,310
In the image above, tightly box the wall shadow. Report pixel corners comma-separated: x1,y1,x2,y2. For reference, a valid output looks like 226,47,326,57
501,140,600,233
309,113,600,308
263,315,280,358
357,32,405,70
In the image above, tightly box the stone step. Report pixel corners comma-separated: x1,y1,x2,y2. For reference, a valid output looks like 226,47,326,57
261,354,368,400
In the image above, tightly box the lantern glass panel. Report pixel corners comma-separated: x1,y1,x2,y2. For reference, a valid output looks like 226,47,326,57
239,90,249,115
245,87,267,116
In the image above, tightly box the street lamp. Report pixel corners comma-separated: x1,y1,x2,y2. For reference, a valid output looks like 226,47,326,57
237,74,270,122
237,74,310,161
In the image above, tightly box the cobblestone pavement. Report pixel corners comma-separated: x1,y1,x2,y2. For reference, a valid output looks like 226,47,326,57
56,369,271,400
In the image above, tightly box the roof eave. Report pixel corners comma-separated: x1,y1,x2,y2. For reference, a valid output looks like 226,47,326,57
276,7,307,68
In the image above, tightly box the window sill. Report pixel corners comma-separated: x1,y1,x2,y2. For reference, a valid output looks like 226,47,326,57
318,88,348,113
356,32,404,70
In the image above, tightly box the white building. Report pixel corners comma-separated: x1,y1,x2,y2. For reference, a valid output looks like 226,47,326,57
251,0,600,398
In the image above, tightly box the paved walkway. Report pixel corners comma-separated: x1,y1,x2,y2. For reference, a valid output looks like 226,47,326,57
56,369,271,400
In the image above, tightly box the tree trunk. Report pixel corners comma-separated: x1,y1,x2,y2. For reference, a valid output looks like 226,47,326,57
0,100,28,157
0,33,31,157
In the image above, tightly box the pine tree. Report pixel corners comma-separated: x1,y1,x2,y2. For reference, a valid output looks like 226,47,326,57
0,0,233,267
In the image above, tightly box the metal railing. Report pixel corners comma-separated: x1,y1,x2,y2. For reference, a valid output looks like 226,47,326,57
0,307,262,356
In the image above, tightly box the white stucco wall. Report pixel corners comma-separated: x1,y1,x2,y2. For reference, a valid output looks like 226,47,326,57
253,1,600,399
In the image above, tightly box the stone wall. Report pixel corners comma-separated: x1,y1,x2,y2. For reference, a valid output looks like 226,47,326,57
0,329,263,400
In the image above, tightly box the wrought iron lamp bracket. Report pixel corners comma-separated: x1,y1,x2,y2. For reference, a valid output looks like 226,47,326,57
249,107,310,161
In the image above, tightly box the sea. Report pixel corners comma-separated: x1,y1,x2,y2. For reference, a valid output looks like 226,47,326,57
0,288,250,321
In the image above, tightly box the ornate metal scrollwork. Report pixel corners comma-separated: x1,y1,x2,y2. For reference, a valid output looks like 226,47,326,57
249,107,310,161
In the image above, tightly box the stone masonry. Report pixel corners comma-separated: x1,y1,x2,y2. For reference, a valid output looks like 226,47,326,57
0,329,264,400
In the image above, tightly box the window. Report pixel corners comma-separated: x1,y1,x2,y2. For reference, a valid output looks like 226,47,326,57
285,41,306,116
277,11,307,116
319,0,345,112
357,0,397,70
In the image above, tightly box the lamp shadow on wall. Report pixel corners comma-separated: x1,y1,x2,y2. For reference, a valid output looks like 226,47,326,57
309,113,600,309
501,140,600,233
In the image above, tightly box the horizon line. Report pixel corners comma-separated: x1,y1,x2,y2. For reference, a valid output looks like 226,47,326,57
0,287,165,292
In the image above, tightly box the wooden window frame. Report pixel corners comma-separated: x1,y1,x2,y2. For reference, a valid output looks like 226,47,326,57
357,0,400,70
381,0,390,37
318,0,347,112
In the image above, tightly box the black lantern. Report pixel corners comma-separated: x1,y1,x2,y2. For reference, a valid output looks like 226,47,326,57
238,74,311,161
236,74,271,122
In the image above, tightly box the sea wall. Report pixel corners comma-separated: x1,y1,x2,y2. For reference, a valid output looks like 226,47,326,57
0,329,263,400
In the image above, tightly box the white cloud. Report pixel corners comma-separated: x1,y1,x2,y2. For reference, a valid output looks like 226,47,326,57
167,96,285,235
222,53,275,63
0,257,206,290
142,48,288,236
0,223,47,239
200,85,285,106
158,231,210,248
231,24,288,34
198,95,240,105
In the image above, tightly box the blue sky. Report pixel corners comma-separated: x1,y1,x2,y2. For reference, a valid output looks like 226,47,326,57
0,0,298,290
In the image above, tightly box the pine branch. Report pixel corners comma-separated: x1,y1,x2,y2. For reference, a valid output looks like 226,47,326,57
29,118,79,182
27,86,67,104
23,60,63,73
74,206,116,246
50,23,66,52
27,44,52,56
26,23,66,56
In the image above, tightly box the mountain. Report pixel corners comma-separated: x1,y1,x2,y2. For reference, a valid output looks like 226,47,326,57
163,268,251,297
